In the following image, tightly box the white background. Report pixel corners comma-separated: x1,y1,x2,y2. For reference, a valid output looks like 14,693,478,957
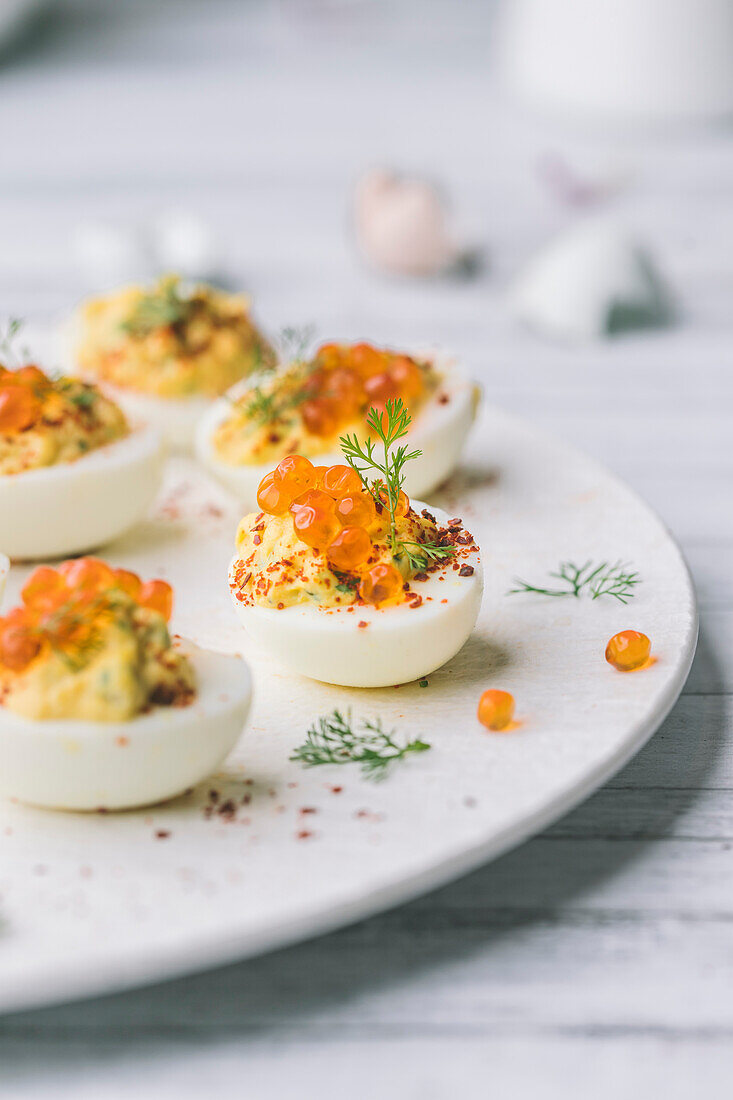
0,1,731,1095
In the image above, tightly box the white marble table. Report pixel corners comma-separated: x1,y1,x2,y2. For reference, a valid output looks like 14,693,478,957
1,1,732,1095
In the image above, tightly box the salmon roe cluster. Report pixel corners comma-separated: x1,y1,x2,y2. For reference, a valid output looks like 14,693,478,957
0,558,173,673
256,455,406,605
297,342,427,438
0,364,49,433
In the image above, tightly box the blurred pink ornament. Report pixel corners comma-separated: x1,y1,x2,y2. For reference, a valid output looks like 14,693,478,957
354,170,460,277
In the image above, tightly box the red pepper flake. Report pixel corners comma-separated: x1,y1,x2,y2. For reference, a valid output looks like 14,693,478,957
438,393,450,404
155,830,171,840
253,534,262,546
297,829,314,840
358,620,369,629
421,509,437,523
413,571,428,582
449,518,462,527
409,596,423,609
456,533,473,545
329,785,343,794
218,800,236,819
252,521,265,532
299,806,318,815
277,602,285,610
458,565,475,577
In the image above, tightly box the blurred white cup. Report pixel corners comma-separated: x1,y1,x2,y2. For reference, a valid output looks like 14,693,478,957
495,0,733,125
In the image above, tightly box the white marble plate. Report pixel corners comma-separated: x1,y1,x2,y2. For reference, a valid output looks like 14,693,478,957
0,404,697,1013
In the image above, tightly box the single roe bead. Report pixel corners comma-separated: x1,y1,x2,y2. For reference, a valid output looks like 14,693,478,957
605,630,651,672
0,384,40,432
293,504,340,549
322,464,363,497
138,579,174,621
327,526,372,571
477,689,515,731
257,471,298,515
275,454,316,491
335,492,376,528
359,563,403,605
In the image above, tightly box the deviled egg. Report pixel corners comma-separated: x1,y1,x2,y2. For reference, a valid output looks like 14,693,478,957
63,274,274,451
0,559,251,809
228,452,482,687
0,363,163,560
197,341,478,507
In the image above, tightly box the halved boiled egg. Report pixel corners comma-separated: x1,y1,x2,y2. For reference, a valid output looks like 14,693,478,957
197,343,478,508
227,458,482,686
0,366,163,560
0,560,251,810
60,274,273,452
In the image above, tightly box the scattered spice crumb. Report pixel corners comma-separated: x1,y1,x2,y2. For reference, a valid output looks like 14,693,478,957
299,806,318,815
155,830,171,840
358,620,369,629
297,829,314,840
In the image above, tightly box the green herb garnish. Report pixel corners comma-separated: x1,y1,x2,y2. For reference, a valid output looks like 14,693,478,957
340,397,455,570
120,276,194,338
509,560,641,604
290,709,430,781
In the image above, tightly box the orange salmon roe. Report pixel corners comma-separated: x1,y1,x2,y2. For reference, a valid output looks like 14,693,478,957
301,397,338,438
59,557,115,595
321,464,363,498
289,488,336,515
0,561,175,674
138,579,173,621
359,563,403,605
327,526,372,571
477,690,515,731
13,365,47,387
605,630,652,672
324,367,362,414
363,371,401,404
21,567,68,612
113,568,142,600
292,501,340,549
0,384,40,432
335,492,377,528
257,471,299,515
0,610,41,671
275,454,317,492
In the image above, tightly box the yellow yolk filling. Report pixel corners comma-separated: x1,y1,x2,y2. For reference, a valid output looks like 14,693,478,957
232,506,438,609
0,594,195,722
0,378,129,476
75,276,273,399
212,357,439,467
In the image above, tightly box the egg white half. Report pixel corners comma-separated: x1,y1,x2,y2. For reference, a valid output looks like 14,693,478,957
228,503,482,687
0,423,164,561
197,354,478,509
0,641,251,811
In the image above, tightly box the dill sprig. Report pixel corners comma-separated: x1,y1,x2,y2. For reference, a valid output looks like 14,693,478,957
120,276,194,338
232,326,317,428
0,317,31,368
290,709,430,781
340,397,454,570
509,560,641,604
